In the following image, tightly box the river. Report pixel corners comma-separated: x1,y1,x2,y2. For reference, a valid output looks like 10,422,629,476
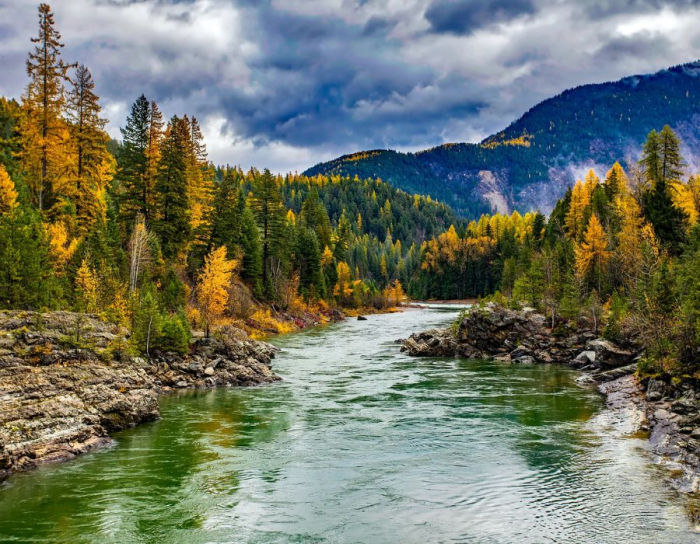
0,305,697,543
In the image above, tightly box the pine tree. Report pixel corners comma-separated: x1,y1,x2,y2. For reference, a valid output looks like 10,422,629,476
153,116,191,259
66,64,113,233
295,227,325,299
118,95,151,224
249,168,288,297
144,100,163,219
19,3,72,212
300,188,332,249
640,127,688,253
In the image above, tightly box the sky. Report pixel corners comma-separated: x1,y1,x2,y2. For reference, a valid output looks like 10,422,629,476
1,0,700,173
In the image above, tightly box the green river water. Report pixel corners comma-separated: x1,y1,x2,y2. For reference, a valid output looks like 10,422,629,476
0,305,697,543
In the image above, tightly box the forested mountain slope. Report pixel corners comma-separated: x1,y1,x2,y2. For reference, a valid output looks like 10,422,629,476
305,61,700,217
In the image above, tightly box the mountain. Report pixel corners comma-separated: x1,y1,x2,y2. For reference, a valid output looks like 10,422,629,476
304,61,700,217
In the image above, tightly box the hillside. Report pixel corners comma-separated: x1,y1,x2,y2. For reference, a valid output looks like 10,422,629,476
304,61,700,217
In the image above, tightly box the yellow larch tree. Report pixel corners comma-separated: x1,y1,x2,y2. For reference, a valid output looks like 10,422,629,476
565,180,590,241
613,193,658,291
75,258,99,313
334,261,353,306
575,214,610,291
0,165,18,214
19,3,72,214
197,245,237,337
46,221,78,270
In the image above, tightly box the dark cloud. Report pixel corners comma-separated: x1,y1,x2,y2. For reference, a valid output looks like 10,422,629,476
594,32,672,63
1,0,700,172
424,0,537,35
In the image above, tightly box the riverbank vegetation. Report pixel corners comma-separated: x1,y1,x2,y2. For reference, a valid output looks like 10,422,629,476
0,4,468,346
414,126,700,380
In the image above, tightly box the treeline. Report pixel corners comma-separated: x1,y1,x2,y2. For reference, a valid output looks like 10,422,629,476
0,4,458,350
415,125,700,378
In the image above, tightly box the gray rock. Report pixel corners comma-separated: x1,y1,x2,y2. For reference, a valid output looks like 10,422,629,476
586,339,635,368
513,355,536,364
204,367,215,376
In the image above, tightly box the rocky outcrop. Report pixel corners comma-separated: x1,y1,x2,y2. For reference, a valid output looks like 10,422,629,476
401,304,596,365
0,312,278,480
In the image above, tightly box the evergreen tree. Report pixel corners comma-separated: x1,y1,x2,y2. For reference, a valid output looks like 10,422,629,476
640,127,688,253
153,116,191,259
249,168,287,297
118,95,151,224
300,188,332,249
295,227,325,299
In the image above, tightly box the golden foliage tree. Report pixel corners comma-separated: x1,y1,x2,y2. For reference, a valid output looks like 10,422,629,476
565,180,590,241
334,261,353,306
0,165,18,214
19,3,72,213
575,214,610,291
75,258,98,313
46,221,78,270
197,245,237,336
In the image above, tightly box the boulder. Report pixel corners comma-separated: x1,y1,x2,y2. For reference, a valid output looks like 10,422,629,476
586,339,635,368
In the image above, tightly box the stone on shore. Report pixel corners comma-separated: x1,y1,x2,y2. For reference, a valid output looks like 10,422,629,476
0,311,278,480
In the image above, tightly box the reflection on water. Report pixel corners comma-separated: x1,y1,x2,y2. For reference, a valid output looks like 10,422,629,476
0,307,697,543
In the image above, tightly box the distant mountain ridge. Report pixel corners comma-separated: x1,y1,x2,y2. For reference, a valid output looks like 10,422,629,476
304,61,700,217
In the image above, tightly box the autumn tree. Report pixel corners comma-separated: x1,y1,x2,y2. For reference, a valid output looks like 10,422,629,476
564,180,589,241
66,64,113,232
0,165,18,214
75,258,98,313
575,214,610,292
197,245,237,337
19,3,72,212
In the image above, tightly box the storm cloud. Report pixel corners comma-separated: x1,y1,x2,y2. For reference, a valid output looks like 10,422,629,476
1,0,700,172
424,0,537,36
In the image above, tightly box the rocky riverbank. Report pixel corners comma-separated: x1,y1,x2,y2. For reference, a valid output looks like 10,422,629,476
401,303,700,493
0,311,278,480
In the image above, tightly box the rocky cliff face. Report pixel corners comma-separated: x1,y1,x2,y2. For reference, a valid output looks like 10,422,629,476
401,304,700,493
0,312,278,480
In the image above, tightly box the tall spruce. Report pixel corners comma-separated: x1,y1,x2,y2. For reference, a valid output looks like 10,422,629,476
118,95,151,225
153,116,191,259
249,169,287,297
